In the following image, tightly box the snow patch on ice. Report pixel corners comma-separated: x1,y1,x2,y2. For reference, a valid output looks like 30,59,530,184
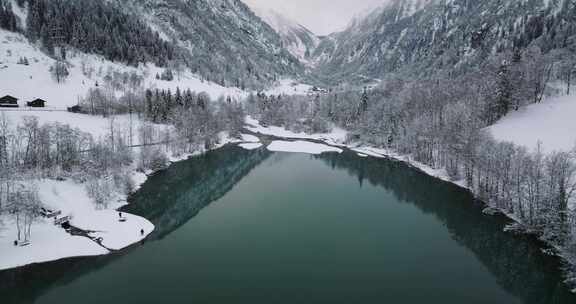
267,140,343,155
240,134,260,143
239,143,263,150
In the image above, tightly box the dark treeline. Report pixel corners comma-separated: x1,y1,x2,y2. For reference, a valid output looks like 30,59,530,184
79,86,244,152
24,0,178,66
245,92,332,135
0,0,17,31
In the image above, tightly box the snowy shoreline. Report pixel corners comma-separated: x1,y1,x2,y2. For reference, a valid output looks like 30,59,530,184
0,176,154,271
243,116,576,293
0,131,260,272
2,114,573,292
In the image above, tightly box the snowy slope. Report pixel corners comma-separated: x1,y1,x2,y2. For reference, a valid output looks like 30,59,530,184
251,8,320,66
263,79,314,96
0,29,246,109
489,93,576,154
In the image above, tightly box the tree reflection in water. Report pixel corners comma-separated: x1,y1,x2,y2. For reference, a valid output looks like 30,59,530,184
0,146,574,304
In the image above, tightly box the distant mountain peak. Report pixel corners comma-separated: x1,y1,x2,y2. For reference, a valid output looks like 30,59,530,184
250,8,320,67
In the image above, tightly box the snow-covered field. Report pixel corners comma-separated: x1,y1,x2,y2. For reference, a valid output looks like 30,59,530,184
489,93,576,153
38,179,153,250
0,177,152,270
0,220,108,271
488,93,576,213
1,110,172,146
262,79,314,96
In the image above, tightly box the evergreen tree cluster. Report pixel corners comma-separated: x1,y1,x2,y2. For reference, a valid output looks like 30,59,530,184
25,0,180,66
143,88,210,124
156,69,174,82
0,0,17,31
139,87,245,151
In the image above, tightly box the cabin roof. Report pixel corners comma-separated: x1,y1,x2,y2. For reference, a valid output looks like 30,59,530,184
31,98,47,103
0,95,18,102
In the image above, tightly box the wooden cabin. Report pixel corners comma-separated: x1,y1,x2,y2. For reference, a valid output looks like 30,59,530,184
67,105,83,113
27,98,47,108
0,95,19,108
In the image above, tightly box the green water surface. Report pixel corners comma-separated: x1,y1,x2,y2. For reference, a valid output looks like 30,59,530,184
0,146,574,303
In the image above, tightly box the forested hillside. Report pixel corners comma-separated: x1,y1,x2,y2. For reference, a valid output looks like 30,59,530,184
25,0,178,66
0,0,17,31
312,0,576,84
127,0,303,89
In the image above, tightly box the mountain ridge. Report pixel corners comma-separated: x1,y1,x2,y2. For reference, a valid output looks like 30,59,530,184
0,0,306,90
250,7,320,67
2,0,576,90
310,0,576,85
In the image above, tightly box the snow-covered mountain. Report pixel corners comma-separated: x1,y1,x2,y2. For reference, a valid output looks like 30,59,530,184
312,0,576,84
3,0,575,90
0,0,306,90
251,8,320,66
126,0,304,87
